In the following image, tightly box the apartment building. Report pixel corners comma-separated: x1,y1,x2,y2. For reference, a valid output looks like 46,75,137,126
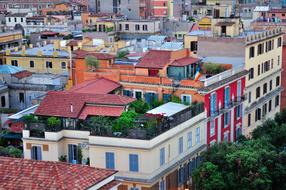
22,83,205,189
185,17,283,136
5,43,70,75
0,31,23,52
89,0,168,19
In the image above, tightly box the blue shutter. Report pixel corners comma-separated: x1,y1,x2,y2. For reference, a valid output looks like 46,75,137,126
163,94,171,103
225,87,230,108
179,137,183,154
129,154,139,172
210,93,217,116
106,152,115,169
37,146,42,161
237,80,241,99
160,148,165,166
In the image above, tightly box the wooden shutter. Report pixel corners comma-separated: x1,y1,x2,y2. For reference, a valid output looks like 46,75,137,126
26,143,31,150
43,144,49,151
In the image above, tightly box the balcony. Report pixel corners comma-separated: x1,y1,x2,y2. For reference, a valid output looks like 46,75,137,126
25,102,204,140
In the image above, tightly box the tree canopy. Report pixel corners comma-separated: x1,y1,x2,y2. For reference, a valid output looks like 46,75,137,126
193,110,286,190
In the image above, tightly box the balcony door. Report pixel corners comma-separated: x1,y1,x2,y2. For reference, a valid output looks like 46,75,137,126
31,146,42,160
68,144,78,164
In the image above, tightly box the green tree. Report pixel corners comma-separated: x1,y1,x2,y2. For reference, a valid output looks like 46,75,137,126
116,50,129,59
113,110,137,133
88,116,114,135
85,55,99,72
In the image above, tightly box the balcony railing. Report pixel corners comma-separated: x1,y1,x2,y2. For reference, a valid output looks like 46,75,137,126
25,103,205,140
209,95,246,118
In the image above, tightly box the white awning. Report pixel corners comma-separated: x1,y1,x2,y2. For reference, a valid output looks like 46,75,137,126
147,102,188,117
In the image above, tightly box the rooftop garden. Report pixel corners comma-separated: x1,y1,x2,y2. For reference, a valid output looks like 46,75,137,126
24,99,204,140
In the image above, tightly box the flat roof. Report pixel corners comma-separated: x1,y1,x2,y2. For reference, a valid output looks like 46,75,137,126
147,102,189,117
201,56,244,66
10,44,69,57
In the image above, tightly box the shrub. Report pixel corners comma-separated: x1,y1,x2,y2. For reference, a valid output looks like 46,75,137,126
23,115,37,124
204,63,225,75
130,100,150,114
113,110,138,132
59,155,67,162
47,117,61,130
171,95,181,103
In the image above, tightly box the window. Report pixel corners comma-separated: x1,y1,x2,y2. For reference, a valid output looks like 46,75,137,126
19,92,24,103
105,152,115,169
187,132,192,148
263,83,267,94
275,95,280,107
21,17,23,22
249,46,255,58
256,87,261,99
159,179,165,190
123,90,132,97
181,95,191,105
14,17,17,22
129,154,139,172
262,103,267,117
271,59,274,69
119,24,122,30
8,17,11,22
255,108,261,121
190,41,198,52
210,120,215,136
237,80,242,98
1,96,5,107
257,43,264,55
160,148,165,166
278,55,280,66
195,127,200,144
278,37,282,47
46,61,52,68
31,146,42,160
276,76,280,87
135,24,140,31
224,87,230,108
11,60,18,66
148,69,159,76
210,93,217,116
258,64,260,76
268,100,272,112
224,111,231,126
249,68,254,80
135,91,142,100
269,80,273,91
163,94,171,103
178,137,183,154
68,144,78,164
61,62,66,69
30,61,34,68
248,113,251,127
264,61,270,72
125,24,129,30
143,24,148,31
236,105,242,118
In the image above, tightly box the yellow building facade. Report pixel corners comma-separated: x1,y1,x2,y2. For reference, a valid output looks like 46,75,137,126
5,44,70,75
243,28,283,136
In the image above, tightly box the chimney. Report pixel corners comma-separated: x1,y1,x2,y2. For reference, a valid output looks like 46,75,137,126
70,104,73,113
21,45,26,56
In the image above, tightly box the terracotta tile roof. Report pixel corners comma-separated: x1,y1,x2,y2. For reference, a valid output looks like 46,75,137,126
99,180,121,190
11,70,32,79
73,50,115,60
78,105,125,119
0,156,117,190
136,50,173,69
35,91,135,118
69,78,121,94
170,57,199,67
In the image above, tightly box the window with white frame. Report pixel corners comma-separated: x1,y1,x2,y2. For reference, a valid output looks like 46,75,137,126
210,120,215,136
195,127,200,144
160,147,165,166
187,132,192,148
181,94,191,105
178,137,183,154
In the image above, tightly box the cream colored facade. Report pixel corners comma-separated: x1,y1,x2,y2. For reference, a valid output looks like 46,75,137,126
22,112,206,189
243,28,283,136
